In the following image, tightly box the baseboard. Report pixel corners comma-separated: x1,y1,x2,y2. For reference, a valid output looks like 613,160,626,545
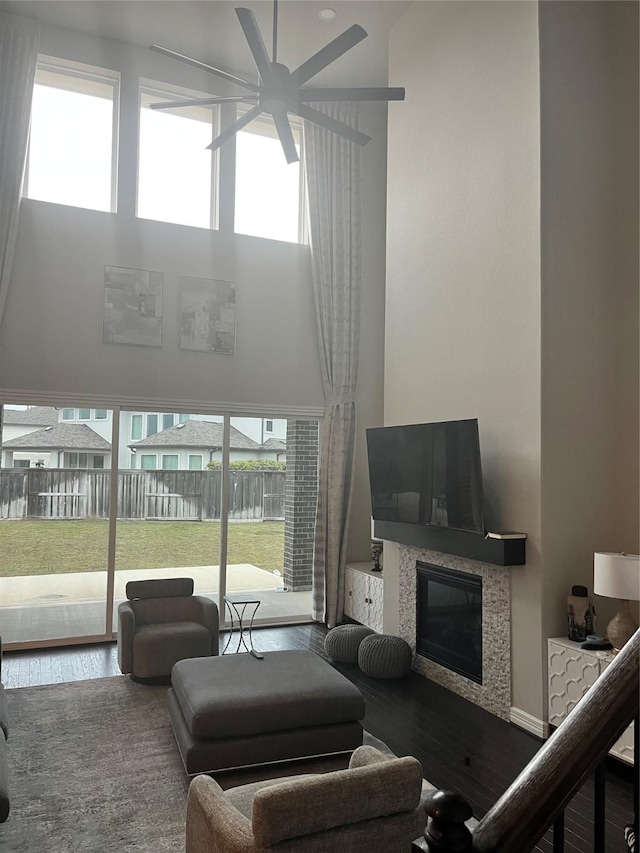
509,707,549,739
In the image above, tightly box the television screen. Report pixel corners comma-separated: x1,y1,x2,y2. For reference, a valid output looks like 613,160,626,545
366,419,485,535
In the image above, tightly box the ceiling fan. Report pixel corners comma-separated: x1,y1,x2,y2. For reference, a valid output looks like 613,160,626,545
149,1,405,164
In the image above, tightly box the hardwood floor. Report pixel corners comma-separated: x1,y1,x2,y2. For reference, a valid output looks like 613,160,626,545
2,624,635,852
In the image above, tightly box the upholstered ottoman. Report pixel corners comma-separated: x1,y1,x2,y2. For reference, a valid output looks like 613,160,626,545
358,634,413,679
324,624,375,663
168,650,365,774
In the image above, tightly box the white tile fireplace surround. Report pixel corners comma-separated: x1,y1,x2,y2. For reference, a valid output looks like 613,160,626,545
398,545,511,720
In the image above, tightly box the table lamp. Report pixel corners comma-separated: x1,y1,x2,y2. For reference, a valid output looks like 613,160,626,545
593,552,640,651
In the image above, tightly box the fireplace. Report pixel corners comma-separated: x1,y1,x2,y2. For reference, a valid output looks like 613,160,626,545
416,562,483,684
398,546,511,720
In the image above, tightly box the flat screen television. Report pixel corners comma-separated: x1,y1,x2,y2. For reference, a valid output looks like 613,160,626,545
366,418,485,536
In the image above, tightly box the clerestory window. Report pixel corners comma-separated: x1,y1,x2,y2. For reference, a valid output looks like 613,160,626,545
137,82,219,229
26,57,119,212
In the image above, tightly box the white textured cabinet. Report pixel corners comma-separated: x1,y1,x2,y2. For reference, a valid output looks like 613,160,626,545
548,637,634,765
344,562,384,633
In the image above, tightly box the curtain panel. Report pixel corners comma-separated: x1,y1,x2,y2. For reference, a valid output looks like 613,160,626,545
304,105,362,628
0,12,40,328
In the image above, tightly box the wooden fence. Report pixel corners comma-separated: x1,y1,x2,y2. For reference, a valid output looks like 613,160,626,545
0,468,285,521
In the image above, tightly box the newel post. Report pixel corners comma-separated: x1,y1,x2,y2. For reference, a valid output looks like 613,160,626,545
421,790,474,852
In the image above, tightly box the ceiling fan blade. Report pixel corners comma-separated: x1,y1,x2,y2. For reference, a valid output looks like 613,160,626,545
149,96,258,110
235,7,275,84
298,87,406,103
293,103,371,146
272,108,299,164
150,44,260,93
206,105,263,150
289,25,367,88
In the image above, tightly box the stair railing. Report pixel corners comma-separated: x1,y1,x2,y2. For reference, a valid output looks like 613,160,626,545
418,628,639,853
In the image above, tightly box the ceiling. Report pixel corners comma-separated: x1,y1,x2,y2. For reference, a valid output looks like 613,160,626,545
0,1,411,86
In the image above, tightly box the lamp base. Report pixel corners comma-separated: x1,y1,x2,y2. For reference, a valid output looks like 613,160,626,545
605,600,638,652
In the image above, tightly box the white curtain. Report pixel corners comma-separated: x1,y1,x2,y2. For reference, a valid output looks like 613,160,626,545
0,12,40,327
304,105,362,628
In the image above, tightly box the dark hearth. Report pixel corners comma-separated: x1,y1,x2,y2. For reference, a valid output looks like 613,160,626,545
416,562,483,684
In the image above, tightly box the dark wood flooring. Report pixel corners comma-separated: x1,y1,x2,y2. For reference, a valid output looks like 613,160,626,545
2,624,635,852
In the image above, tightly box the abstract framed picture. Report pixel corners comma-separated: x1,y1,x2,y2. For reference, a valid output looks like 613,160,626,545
103,266,163,347
179,276,236,354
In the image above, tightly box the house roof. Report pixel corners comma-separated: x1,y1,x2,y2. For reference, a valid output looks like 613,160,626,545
2,423,111,451
261,438,287,452
129,419,259,450
2,406,59,427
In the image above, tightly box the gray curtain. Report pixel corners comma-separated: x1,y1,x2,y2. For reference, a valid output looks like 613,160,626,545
0,12,40,328
304,105,362,628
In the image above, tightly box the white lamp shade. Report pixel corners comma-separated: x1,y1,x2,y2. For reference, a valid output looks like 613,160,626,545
593,552,640,600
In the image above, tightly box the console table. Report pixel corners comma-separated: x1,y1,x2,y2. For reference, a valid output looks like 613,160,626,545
548,636,634,765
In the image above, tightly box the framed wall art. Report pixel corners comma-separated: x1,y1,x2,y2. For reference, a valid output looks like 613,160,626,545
103,265,163,347
180,276,236,354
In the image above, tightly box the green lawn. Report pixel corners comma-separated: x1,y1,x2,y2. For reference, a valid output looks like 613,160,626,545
0,519,284,577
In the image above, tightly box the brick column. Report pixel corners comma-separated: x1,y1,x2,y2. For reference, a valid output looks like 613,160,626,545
283,420,319,591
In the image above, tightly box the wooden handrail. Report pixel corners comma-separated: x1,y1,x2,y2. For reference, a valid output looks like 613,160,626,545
470,628,639,853
419,629,639,852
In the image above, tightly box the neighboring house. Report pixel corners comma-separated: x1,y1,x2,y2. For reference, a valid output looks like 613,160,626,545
1,424,111,469
261,438,286,461
1,407,285,469
1,406,59,467
128,419,280,469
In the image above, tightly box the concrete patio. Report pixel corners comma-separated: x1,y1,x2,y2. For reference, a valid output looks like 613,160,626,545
0,564,312,645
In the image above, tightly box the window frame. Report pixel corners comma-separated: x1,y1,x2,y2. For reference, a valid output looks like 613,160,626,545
137,78,220,231
130,414,143,441
234,108,307,244
188,454,203,470
140,454,157,470
61,408,75,421
162,454,179,470
25,54,120,213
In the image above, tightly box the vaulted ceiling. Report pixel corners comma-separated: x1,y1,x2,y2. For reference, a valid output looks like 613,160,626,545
0,1,410,86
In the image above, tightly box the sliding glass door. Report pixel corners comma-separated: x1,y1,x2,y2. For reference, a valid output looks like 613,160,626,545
0,399,110,645
1,401,319,648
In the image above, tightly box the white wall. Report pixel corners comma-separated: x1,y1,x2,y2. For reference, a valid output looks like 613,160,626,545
386,0,639,722
539,1,640,637
386,1,543,718
0,201,323,410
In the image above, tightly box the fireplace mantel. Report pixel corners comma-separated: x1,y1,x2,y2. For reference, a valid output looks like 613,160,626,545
374,520,526,566
398,545,512,720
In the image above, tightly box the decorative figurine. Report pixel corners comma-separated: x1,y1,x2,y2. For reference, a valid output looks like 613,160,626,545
371,541,383,572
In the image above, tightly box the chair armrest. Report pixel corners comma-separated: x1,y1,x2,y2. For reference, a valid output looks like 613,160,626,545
191,597,220,655
348,744,396,769
186,774,255,853
117,602,136,674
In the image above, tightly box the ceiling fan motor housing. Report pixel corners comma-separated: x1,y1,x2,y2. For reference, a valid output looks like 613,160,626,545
260,62,296,114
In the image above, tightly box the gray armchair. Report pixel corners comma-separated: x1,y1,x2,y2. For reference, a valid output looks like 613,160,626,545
185,745,426,853
117,578,219,682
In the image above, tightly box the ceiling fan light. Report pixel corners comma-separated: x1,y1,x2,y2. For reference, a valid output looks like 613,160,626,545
318,8,337,22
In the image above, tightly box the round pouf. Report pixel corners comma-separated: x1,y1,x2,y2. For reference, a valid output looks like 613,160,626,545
358,634,413,678
324,624,375,664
